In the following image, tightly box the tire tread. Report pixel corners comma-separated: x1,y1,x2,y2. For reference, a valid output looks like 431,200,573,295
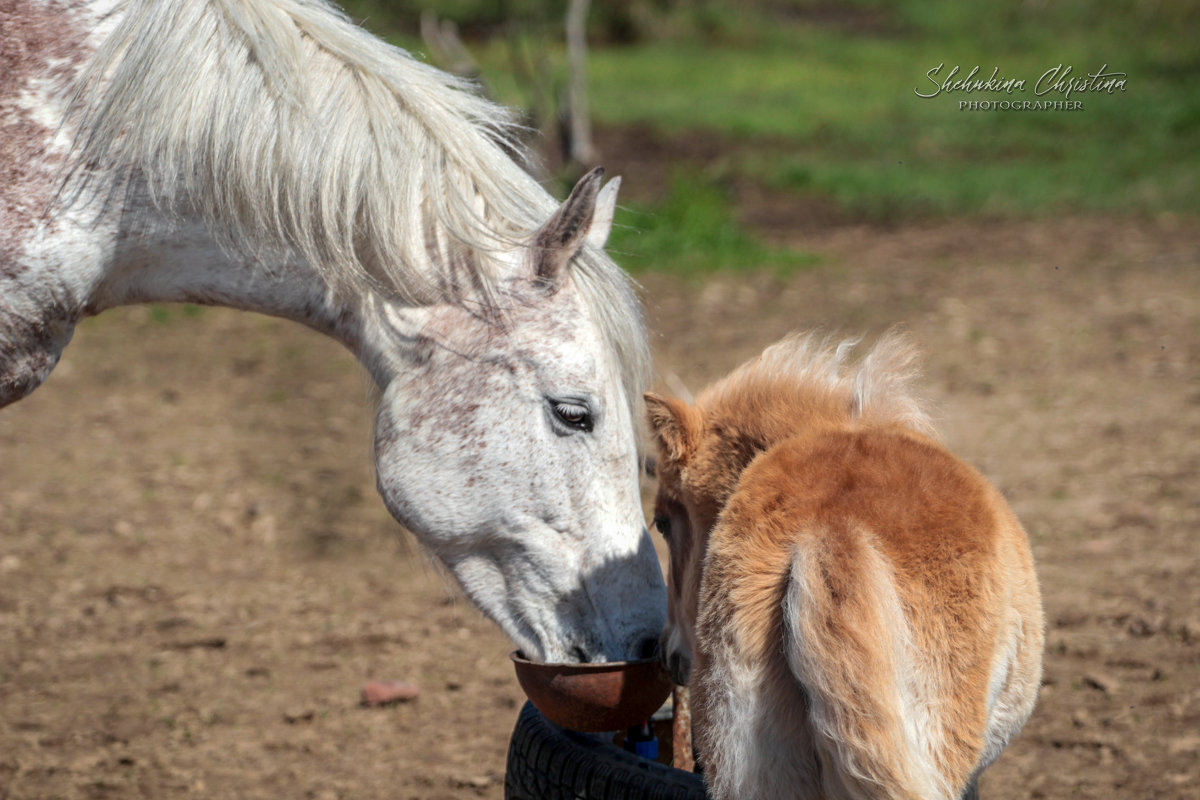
505,701,708,800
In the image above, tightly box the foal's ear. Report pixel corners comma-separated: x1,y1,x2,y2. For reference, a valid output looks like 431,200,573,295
644,393,701,465
533,167,620,286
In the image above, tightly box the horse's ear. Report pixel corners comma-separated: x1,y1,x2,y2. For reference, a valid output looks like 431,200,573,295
586,175,620,250
644,392,701,466
533,167,618,286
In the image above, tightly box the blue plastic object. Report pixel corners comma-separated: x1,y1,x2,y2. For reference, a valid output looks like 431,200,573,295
624,721,658,761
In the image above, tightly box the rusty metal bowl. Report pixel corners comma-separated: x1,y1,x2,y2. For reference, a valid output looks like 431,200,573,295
509,651,673,732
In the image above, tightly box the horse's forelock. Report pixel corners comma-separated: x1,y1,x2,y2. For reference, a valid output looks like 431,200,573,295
570,246,653,456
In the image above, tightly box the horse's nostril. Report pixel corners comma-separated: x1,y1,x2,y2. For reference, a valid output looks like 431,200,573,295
568,645,589,664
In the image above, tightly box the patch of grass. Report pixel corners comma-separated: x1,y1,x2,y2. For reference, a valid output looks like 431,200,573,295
584,12,1200,220
607,172,819,275
143,304,207,325
345,1,1199,225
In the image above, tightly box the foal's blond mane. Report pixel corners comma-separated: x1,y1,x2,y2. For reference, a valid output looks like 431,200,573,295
62,0,650,416
698,331,936,440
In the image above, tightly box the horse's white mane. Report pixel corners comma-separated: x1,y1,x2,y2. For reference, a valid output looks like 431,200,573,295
67,0,538,298
64,0,650,414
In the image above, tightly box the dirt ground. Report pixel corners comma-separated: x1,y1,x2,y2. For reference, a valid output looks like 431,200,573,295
2,209,1197,799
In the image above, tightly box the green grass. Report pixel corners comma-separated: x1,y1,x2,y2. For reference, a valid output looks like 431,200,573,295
583,4,1200,220
144,304,206,324
342,0,1200,264
607,172,820,275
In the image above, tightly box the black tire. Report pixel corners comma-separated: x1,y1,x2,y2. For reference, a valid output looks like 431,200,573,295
505,701,709,800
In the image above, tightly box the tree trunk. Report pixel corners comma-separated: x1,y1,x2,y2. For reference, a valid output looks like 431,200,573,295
564,0,596,167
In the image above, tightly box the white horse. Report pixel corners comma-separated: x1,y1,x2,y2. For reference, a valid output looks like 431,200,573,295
0,0,666,664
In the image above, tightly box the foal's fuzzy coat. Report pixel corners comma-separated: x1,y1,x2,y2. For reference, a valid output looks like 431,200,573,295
647,333,1043,800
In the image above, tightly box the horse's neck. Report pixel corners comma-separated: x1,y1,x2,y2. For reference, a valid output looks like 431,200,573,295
98,199,368,352
45,0,365,347
5,187,385,378
1,0,423,403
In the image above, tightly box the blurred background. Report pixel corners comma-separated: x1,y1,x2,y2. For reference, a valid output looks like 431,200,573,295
342,0,1199,273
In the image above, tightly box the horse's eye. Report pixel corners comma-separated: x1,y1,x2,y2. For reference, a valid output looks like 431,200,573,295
552,402,593,432
653,513,672,539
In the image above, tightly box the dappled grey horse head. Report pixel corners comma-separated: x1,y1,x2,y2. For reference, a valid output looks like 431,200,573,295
373,172,666,663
